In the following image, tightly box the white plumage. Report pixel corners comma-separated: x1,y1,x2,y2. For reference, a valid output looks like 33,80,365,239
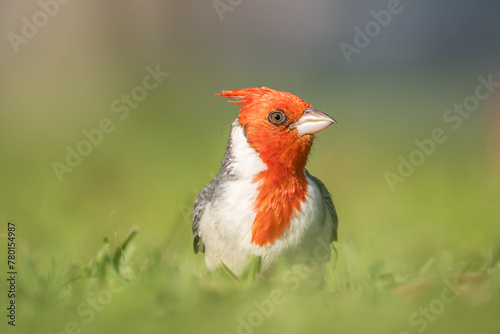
195,120,336,276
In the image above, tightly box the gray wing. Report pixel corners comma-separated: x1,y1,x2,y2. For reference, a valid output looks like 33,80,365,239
305,170,338,242
192,124,237,253
192,141,235,253
192,180,218,253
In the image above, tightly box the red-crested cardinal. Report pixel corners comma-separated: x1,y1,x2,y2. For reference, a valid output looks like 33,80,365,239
193,87,338,276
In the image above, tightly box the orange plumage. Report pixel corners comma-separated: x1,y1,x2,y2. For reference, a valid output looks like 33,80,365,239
194,86,337,275
218,87,314,245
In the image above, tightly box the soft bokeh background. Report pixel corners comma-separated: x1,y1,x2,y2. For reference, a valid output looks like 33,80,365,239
1,1,499,333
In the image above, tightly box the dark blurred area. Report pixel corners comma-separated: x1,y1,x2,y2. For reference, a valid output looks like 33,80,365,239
2,0,500,80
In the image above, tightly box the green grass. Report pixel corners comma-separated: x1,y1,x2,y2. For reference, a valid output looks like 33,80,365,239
9,223,500,334
1,68,500,334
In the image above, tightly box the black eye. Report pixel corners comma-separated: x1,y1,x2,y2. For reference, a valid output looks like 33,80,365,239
268,110,287,125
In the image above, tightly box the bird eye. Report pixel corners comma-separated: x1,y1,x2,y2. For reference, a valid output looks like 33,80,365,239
268,110,287,125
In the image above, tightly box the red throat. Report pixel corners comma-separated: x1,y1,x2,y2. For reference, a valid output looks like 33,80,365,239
217,87,315,246
250,134,313,246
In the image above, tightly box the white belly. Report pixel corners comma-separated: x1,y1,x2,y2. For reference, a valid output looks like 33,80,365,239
198,174,332,276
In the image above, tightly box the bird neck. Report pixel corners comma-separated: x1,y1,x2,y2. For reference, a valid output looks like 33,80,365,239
250,139,312,246
227,121,314,246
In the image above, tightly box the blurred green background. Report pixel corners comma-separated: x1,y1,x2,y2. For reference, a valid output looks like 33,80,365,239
1,1,500,333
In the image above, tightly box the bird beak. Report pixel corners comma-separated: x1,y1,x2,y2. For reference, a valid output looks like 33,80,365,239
289,108,336,136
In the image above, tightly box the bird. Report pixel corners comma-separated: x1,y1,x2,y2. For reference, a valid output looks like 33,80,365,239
192,87,338,277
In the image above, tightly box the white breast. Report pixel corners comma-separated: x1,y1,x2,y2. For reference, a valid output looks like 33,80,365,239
198,120,332,276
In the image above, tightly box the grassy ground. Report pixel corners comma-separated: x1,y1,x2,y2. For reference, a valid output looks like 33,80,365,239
1,67,500,334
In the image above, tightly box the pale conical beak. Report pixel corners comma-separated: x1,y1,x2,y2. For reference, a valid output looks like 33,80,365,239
289,108,336,136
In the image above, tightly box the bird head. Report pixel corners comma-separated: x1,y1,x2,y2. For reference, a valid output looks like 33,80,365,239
218,87,335,172
218,87,336,246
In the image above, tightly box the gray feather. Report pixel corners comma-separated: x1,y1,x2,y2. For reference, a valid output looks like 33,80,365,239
192,133,236,253
305,169,338,242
